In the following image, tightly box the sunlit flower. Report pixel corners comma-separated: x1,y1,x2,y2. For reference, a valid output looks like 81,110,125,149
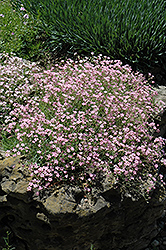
20,7,26,11
23,14,29,19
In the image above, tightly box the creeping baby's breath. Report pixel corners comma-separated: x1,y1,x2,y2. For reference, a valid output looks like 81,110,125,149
0,53,166,199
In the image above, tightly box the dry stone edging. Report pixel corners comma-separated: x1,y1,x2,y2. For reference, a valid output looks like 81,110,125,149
0,157,166,250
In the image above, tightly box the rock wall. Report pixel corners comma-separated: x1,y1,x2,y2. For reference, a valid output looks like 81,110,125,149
0,157,166,250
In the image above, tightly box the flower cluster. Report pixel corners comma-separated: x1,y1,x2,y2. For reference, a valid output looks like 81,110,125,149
1,53,166,198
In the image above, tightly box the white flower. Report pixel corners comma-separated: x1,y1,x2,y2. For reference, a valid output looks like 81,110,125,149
23,14,29,19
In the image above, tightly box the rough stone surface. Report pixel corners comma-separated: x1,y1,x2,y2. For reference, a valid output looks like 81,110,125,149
153,85,166,104
152,85,166,138
0,157,166,250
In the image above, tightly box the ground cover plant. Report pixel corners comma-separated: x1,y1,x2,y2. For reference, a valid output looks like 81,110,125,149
1,52,166,200
0,0,49,63
11,0,166,74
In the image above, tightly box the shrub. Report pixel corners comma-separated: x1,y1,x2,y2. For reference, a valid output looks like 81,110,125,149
1,52,166,200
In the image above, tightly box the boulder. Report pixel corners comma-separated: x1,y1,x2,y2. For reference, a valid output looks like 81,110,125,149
0,157,166,250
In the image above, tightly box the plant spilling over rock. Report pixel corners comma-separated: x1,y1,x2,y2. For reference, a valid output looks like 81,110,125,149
0,52,166,200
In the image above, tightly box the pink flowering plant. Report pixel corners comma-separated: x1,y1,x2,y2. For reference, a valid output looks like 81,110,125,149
1,52,166,199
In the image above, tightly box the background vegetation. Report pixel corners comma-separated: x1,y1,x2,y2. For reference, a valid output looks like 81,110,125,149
0,0,49,63
9,0,166,74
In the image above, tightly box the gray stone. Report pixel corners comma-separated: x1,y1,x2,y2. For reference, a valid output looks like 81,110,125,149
0,195,7,202
1,180,17,193
152,85,166,137
0,157,166,250
153,85,166,104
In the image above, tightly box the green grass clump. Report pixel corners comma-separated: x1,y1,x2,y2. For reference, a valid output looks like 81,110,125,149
11,0,166,72
0,0,49,62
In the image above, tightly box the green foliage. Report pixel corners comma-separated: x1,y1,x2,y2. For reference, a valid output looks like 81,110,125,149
0,0,23,53
90,244,95,250
0,0,49,62
2,231,15,250
11,0,166,71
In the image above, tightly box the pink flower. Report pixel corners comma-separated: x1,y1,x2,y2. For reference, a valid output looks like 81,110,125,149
1,53,165,199
52,152,58,157
27,186,32,191
20,7,26,11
